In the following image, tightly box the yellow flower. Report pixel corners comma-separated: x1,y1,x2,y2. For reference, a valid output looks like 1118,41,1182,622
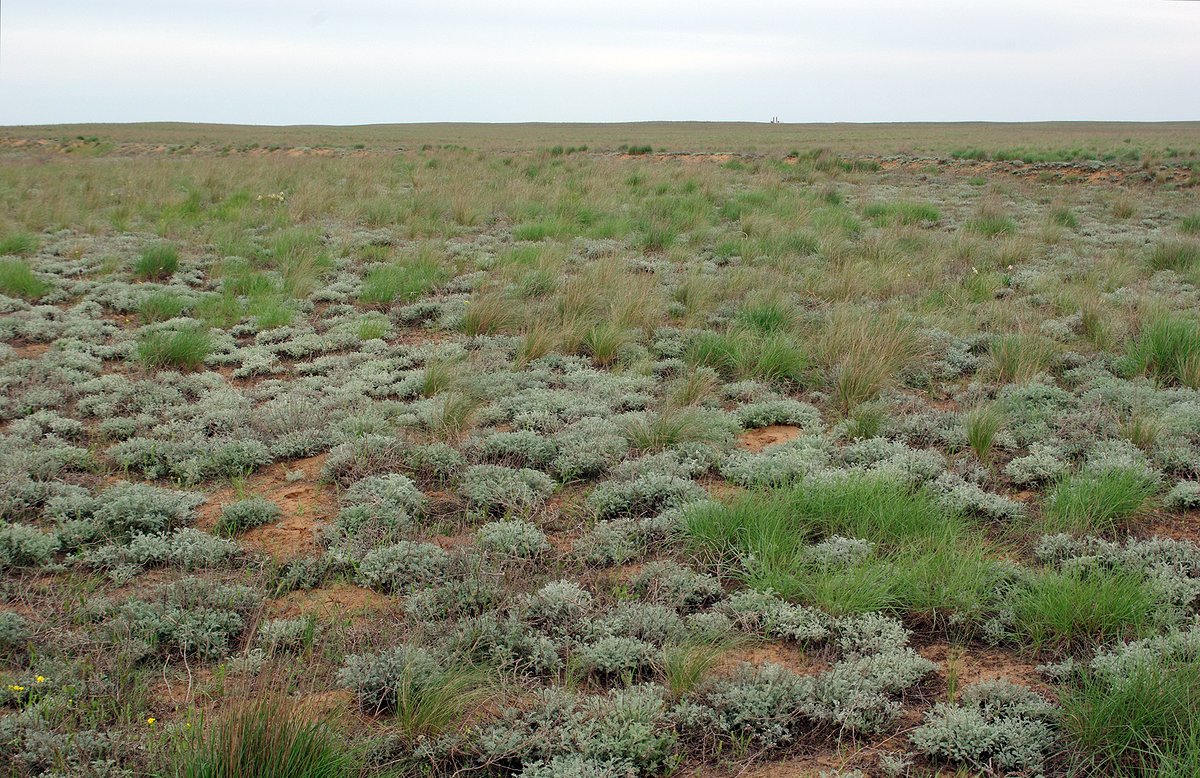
35,676,45,684
7,685,24,692
146,717,156,726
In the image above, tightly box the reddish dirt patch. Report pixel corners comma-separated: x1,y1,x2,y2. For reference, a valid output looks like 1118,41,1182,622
268,582,396,621
713,641,828,678
9,342,52,359
737,425,802,453
197,454,336,560
1139,508,1200,545
917,643,1052,698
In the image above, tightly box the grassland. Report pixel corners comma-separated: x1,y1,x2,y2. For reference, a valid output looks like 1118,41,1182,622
1,122,1199,777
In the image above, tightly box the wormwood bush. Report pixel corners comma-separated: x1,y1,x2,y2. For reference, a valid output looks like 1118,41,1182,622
0,522,58,569
579,636,659,681
476,519,551,558
90,527,237,575
461,464,555,515
719,589,830,642
465,429,557,468
514,580,595,633
595,601,688,647
93,481,205,540
735,398,823,430
335,473,426,542
109,436,272,483
476,685,678,776
256,617,316,653
1005,442,1069,486
1165,481,1200,510
630,561,723,611
0,611,29,651
356,541,449,593
910,680,1058,776
215,496,280,536
107,577,260,659
338,644,489,740
720,436,833,487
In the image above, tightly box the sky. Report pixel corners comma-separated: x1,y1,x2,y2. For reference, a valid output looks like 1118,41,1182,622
2,0,1198,125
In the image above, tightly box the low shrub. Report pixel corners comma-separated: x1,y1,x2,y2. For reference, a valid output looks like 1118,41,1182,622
910,680,1058,775
215,497,280,536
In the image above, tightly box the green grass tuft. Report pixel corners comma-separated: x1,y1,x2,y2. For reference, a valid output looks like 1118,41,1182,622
135,243,180,280
0,258,50,299
137,327,213,371
172,695,357,778
1041,466,1158,535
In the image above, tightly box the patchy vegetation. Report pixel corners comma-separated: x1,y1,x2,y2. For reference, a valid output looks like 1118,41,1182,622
2,122,1200,777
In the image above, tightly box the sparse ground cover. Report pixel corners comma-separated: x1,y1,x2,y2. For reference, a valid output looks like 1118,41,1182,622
1,122,1199,777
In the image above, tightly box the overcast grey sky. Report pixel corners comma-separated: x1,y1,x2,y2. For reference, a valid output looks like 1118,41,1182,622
2,0,1198,125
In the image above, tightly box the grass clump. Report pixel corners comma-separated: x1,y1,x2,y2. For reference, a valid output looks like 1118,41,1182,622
686,330,807,385
138,291,190,323
171,694,357,778
0,258,50,299
863,201,940,226
1180,213,1200,235
1063,654,1200,776
685,476,1002,624
965,212,1016,237
1010,566,1161,652
1041,466,1158,535
135,243,180,280
137,327,213,371
1123,313,1200,388
1148,240,1200,273
359,254,450,305
337,645,489,741
987,332,1057,383
0,232,38,256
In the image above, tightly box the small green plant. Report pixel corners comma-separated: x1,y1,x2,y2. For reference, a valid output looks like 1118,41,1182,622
135,243,180,280
0,258,50,299
137,327,213,371
1180,213,1200,235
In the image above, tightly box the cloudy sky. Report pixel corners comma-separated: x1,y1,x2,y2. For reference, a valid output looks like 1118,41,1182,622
2,0,1198,125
